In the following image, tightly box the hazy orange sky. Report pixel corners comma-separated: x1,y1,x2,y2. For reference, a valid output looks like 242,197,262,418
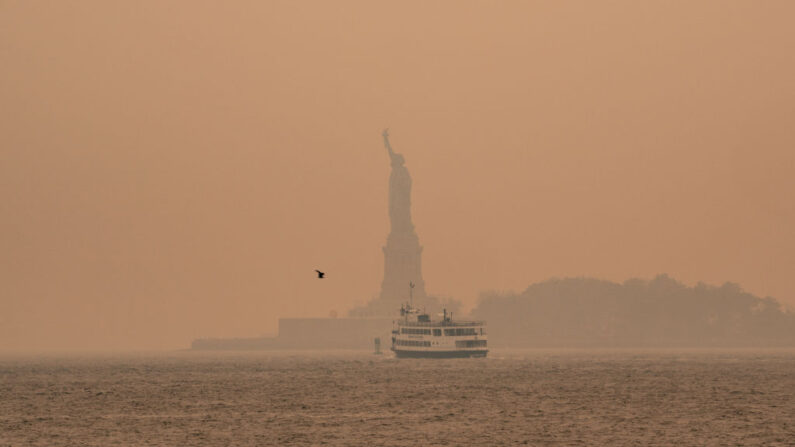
1,1,793,350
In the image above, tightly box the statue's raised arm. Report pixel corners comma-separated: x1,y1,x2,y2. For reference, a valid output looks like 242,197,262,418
382,128,404,166
382,128,394,157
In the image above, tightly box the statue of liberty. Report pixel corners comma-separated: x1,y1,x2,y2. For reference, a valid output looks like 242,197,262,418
382,129,414,235
348,130,460,317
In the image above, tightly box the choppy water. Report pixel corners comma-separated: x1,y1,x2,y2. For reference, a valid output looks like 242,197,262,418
1,350,793,446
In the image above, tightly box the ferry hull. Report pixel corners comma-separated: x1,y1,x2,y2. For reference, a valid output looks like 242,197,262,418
392,349,488,359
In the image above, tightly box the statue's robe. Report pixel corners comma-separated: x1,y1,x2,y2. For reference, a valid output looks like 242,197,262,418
388,161,414,234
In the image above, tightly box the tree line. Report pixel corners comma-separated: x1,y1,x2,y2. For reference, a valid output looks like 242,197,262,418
472,275,795,347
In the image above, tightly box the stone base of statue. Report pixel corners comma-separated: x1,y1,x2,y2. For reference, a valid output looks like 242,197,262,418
380,231,425,301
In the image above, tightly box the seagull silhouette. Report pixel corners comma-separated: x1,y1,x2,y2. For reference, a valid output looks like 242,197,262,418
315,270,325,279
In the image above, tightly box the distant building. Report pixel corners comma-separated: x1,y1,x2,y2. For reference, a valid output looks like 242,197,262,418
191,317,392,350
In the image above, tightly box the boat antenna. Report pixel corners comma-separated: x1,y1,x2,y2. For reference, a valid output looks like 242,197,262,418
409,281,415,309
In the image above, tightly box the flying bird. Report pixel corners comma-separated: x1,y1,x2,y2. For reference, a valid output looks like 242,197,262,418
315,270,325,279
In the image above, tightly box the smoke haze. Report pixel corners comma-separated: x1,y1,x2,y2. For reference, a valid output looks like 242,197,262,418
1,1,794,350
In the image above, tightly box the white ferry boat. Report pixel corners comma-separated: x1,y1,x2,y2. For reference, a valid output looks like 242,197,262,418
391,305,488,358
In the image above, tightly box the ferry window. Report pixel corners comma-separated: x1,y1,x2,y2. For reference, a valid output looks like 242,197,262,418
433,329,441,336
401,328,431,335
443,328,478,336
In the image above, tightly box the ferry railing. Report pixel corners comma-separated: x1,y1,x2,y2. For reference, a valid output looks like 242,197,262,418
395,320,485,327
